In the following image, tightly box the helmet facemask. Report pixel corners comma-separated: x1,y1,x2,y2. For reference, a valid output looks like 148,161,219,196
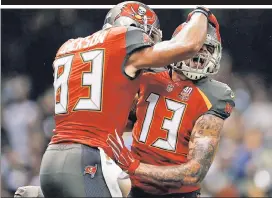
141,15,162,43
171,24,222,80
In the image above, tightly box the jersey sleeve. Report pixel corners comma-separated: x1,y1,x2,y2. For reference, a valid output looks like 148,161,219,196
206,86,235,119
125,26,154,55
196,78,235,120
122,26,154,80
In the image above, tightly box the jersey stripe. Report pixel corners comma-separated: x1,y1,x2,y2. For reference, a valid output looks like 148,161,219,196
196,87,212,109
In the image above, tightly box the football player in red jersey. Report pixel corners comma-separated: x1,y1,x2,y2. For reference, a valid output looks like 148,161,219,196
106,22,235,198
14,3,220,197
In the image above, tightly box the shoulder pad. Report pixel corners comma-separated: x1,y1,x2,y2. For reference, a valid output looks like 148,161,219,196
195,78,235,119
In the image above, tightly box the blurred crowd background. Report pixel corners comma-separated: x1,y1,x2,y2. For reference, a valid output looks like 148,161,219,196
1,9,272,197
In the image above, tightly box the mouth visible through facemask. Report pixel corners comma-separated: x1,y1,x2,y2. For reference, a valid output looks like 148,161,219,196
191,56,205,69
193,57,204,64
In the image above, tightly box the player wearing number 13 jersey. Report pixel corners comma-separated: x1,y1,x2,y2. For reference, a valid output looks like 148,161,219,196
39,2,213,197
106,22,235,198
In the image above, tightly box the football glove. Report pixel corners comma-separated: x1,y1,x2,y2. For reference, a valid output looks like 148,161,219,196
187,6,220,35
106,130,140,175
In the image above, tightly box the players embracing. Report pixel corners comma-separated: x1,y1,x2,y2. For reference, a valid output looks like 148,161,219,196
14,2,234,198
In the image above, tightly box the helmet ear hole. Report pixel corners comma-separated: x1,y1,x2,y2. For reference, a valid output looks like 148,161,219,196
130,23,137,27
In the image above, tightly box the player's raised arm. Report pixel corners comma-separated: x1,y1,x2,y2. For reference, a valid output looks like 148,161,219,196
124,7,220,77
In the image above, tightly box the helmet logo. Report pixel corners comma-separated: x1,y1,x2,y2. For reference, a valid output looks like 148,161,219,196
115,3,156,25
134,6,146,20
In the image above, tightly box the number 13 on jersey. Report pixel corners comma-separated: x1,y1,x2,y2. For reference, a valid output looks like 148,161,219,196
53,49,104,115
139,93,187,152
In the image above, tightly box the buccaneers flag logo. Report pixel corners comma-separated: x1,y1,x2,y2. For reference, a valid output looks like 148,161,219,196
224,102,233,114
84,164,97,178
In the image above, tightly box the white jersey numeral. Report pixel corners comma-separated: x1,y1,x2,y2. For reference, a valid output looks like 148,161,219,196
53,50,104,114
53,55,73,114
139,93,186,151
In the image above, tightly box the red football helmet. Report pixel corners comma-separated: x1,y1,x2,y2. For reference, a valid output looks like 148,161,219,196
170,22,222,80
102,1,162,43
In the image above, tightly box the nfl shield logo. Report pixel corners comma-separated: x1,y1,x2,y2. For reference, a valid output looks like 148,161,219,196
166,84,174,92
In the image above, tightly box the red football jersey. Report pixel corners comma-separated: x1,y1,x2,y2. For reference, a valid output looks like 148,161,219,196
50,26,153,158
131,71,235,194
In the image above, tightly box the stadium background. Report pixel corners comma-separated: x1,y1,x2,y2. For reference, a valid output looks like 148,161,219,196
1,9,272,197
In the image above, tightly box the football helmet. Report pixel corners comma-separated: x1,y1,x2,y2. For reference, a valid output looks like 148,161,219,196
102,1,162,43
170,22,222,80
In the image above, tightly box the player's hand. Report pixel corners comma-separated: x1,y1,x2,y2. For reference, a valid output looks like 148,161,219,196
186,6,220,32
106,130,140,175
14,186,44,197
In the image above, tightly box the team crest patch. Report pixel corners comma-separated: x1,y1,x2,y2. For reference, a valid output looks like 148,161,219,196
84,164,97,178
179,86,193,101
224,102,233,114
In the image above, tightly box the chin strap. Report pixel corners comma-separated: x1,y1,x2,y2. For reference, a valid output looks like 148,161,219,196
167,65,173,79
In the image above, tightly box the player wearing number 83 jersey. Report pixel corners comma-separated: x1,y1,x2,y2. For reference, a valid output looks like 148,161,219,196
50,27,144,151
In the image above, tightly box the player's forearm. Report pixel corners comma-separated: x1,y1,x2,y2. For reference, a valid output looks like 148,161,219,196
134,163,181,188
147,13,208,68
134,115,222,188
128,12,209,71
135,160,205,188
169,13,208,61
